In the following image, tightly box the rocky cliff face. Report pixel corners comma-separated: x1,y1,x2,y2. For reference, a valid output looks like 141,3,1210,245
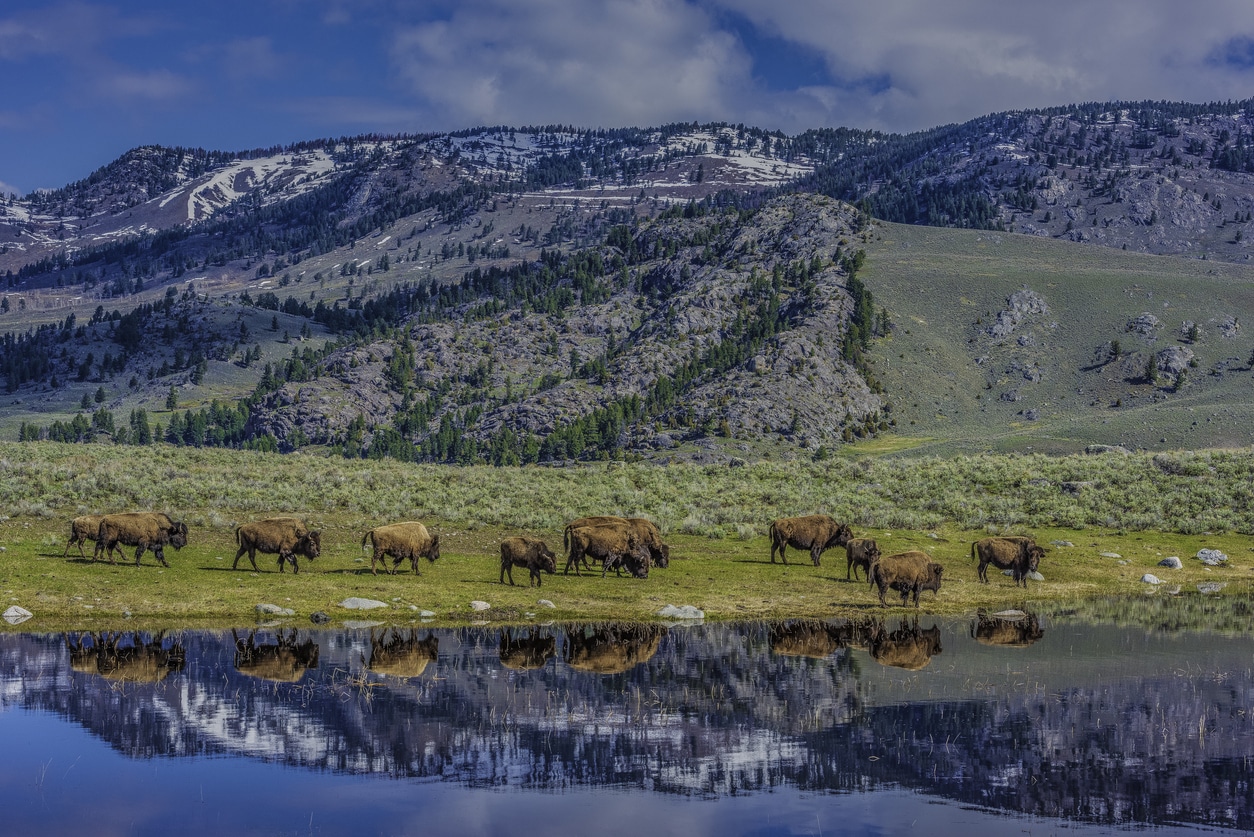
247,194,887,462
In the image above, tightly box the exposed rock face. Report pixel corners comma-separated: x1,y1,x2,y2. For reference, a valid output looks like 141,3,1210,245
987,289,1048,338
1127,313,1161,338
247,194,887,462
1154,346,1195,375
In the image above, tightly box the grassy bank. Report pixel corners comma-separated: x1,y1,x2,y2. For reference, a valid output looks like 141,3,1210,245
0,442,1251,629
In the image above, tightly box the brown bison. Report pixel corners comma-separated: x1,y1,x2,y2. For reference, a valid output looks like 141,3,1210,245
233,629,320,682
499,629,557,671
868,550,944,608
233,517,321,573
565,525,650,578
500,536,557,587
365,628,439,679
971,537,1044,587
63,514,104,560
93,631,186,683
973,611,1045,647
94,512,189,567
768,515,853,566
564,623,666,674
869,621,943,670
564,516,670,570
844,537,881,582
361,521,440,575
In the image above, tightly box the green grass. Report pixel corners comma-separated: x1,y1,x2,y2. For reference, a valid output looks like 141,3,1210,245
0,441,1251,630
861,222,1254,454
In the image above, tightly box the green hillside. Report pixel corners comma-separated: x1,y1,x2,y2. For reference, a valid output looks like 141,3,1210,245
861,223,1254,455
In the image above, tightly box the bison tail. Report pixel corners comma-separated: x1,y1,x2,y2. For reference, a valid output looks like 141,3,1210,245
562,525,571,551
970,541,978,561
234,526,242,546
361,530,371,552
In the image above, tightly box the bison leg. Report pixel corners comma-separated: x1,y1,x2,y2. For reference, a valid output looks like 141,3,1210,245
563,551,581,577
134,545,146,567
501,561,514,586
154,546,169,568
232,546,260,572
810,546,822,567
531,567,541,587
977,560,989,584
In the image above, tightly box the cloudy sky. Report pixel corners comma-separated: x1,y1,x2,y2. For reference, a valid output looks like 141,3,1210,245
3,0,1254,196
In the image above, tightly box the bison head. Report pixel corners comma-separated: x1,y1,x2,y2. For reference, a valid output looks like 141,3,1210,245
170,521,189,549
828,522,854,549
1026,545,1044,573
652,543,670,569
425,534,441,563
297,531,322,560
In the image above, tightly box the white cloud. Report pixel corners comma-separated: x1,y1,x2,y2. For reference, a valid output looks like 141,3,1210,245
0,179,22,198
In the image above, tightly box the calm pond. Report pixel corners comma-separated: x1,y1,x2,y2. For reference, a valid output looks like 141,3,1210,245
0,613,1251,836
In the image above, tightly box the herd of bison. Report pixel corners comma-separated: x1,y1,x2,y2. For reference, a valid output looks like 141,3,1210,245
60,511,1045,609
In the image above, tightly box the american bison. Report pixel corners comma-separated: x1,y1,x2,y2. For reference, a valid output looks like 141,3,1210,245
63,514,104,560
564,623,666,674
500,536,557,587
365,628,438,679
844,537,881,582
868,550,944,608
564,516,670,570
768,515,853,566
233,517,321,573
499,629,556,671
973,611,1045,647
94,512,189,567
233,629,320,682
971,537,1045,587
869,621,942,670
361,521,440,575
565,525,650,578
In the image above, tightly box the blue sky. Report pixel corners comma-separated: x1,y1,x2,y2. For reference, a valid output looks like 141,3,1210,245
3,0,1254,196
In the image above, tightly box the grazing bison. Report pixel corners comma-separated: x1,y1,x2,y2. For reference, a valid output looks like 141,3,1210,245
844,537,881,582
973,611,1045,647
868,550,944,608
94,512,188,567
499,629,557,671
971,537,1045,587
565,525,650,578
93,631,186,683
564,516,670,570
365,628,439,679
361,521,440,575
564,623,666,674
869,621,943,670
233,517,321,573
768,515,853,566
500,536,557,587
233,629,320,682
63,514,104,560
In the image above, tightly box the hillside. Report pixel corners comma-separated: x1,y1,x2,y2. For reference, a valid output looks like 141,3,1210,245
2,102,1254,463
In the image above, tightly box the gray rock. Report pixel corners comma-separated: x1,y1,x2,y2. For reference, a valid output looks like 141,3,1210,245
1158,556,1183,569
339,597,389,610
1127,312,1160,337
537,600,556,609
1197,582,1228,594
255,603,295,616
419,610,437,618
1141,573,1164,585
2,605,32,625
310,611,331,625
657,604,704,620
991,609,1028,619
1050,540,1074,547
1099,552,1122,558
1197,549,1229,566
1155,345,1195,375
470,600,491,611
1084,445,1130,455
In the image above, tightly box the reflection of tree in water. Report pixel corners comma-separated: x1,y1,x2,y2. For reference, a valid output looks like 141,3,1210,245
0,624,1252,828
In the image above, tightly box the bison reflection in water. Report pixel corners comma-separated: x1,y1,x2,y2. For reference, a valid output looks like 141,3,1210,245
868,620,943,670
768,619,876,658
365,628,439,679
972,610,1045,647
499,629,556,671
232,629,320,683
66,631,186,683
564,623,667,674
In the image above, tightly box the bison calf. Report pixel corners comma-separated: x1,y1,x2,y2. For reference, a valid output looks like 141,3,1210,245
63,514,104,560
768,515,853,566
844,537,881,581
869,550,944,608
500,536,557,587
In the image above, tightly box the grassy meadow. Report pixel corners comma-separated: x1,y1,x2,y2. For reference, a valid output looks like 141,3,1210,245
0,441,1251,630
